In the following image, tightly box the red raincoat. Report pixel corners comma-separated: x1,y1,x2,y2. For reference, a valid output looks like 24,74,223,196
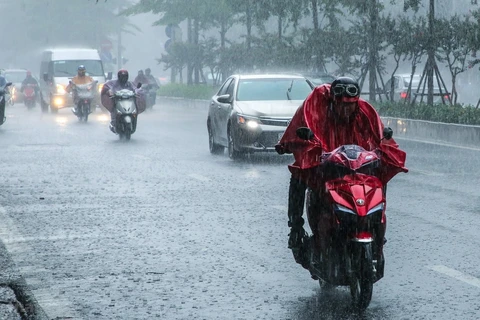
278,84,408,185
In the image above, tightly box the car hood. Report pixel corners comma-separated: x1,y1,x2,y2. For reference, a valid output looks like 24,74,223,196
235,100,303,118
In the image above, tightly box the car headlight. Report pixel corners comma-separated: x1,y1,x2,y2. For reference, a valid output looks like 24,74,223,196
53,97,64,106
237,115,259,129
56,84,66,94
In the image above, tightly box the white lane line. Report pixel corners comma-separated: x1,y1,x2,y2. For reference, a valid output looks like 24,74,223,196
1,232,111,245
395,136,480,152
271,205,287,211
428,265,480,289
0,206,81,319
132,154,151,160
189,173,210,182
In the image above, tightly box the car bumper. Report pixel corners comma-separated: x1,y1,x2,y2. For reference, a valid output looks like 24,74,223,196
233,123,287,152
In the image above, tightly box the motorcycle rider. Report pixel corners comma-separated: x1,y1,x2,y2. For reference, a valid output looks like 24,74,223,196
66,65,95,114
20,71,40,98
101,69,144,131
144,68,160,104
275,76,407,269
0,74,8,123
133,70,149,88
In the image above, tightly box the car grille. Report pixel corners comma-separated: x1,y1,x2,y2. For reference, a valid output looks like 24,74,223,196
258,117,291,127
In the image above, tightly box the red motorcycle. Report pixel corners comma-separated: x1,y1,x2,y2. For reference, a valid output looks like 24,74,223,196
23,84,37,109
295,127,404,310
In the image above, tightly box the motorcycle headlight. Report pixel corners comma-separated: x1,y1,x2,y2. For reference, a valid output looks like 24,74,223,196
98,83,104,94
335,204,356,215
56,84,66,94
366,203,384,216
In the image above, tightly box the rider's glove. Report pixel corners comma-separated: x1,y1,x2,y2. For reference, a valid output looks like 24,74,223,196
275,143,285,155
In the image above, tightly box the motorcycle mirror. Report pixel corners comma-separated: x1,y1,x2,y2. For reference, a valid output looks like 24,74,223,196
5,82,12,87
136,82,142,89
43,73,49,82
296,127,314,140
106,72,113,80
383,127,393,140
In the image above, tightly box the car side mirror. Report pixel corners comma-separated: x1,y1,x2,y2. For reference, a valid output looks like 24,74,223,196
136,82,142,89
296,127,314,140
383,127,393,140
217,94,231,104
106,72,113,80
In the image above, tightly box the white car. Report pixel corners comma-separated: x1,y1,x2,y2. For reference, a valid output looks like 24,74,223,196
207,74,314,159
384,74,450,103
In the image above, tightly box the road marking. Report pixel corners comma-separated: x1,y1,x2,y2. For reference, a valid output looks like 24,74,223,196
271,205,287,211
409,169,445,177
395,136,480,152
132,154,151,160
428,265,480,289
189,173,210,182
0,206,81,319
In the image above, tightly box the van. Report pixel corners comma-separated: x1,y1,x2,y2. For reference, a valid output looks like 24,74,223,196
39,48,109,113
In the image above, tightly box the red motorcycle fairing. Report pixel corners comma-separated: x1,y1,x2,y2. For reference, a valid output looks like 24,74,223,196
327,174,384,217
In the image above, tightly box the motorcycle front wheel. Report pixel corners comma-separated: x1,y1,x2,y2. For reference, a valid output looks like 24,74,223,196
349,243,374,311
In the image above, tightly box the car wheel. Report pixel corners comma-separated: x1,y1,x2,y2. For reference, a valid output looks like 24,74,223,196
208,123,224,155
227,126,242,160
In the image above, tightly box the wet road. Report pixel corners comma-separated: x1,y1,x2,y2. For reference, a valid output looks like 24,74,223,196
0,103,479,319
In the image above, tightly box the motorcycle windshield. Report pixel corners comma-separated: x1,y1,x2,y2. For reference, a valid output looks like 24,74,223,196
75,83,96,99
322,145,380,180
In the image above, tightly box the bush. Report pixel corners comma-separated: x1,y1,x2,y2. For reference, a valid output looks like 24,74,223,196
373,101,480,125
158,83,218,100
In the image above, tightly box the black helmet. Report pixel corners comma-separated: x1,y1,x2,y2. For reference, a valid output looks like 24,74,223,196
330,77,360,102
77,65,86,77
118,69,129,85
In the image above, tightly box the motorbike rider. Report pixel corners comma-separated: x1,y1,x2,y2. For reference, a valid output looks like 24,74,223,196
66,65,95,114
144,68,160,105
133,70,149,88
275,76,407,269
0,74,8,123
20,71,40,97
101,69,144,130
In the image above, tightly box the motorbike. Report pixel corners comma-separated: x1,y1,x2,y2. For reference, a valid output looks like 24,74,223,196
294,126,400,310
142,83,157,110
110,88,138,140
23,84,37,109
70,81,97,122
0,82,13,126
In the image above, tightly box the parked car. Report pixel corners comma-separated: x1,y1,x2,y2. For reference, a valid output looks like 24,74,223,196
384,73,450,103
4,68,30,103
303,73,336,86
207,74,314,159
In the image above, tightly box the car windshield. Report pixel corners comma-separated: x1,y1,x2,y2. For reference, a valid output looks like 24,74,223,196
53,60,104,77
403,75,420,87
308,75,335,85
5,71,27,83
236,78,312,101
